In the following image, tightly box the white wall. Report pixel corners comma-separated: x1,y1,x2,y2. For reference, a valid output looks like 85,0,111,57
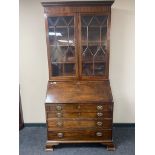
19,0,135,123
110,0,135,123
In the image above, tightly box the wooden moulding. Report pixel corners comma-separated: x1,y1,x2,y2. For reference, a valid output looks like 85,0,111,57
41,1,114,15
41,1,115,7
45,140,115,151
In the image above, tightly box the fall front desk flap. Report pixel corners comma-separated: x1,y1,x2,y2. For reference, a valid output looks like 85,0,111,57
46,81,113,103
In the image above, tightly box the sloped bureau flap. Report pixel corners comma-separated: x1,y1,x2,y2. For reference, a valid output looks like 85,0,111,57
46,81,113,103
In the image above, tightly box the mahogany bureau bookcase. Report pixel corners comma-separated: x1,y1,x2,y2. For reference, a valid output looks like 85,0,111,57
42,0,115,151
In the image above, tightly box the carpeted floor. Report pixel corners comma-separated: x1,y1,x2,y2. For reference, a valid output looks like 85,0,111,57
19,126,135,155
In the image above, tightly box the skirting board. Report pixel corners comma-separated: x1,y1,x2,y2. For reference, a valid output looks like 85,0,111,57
23,123,135,128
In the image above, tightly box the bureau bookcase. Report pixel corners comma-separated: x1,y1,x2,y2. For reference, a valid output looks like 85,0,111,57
42,1,115,151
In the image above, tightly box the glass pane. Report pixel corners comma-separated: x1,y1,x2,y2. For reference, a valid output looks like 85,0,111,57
51,46,75,62
81,15,107,76
82,63,93,76
48,17,57,26
49,27,74,46
66,46,75,62
94,47,106,62
52,63,63,76
48,16,75,77
101,27,107,45
82,47,93,62
52,63,75,76
64,64,75,76
88,27,100,43
51,46,67,62
94,63,105,75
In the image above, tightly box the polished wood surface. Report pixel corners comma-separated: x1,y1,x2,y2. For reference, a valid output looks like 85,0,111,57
46,81,113,103
42,0,115,151
48,129,112,141
46,103,113,111
47,111,112,118
47,118,112,130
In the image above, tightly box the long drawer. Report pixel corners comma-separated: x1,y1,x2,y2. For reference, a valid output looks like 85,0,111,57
47,118,112,129
48,129,112,141
47,111,112,119
46,103,113,112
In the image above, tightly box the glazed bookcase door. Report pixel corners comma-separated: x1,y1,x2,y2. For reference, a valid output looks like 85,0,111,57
46,15,78,80
80,14,109,80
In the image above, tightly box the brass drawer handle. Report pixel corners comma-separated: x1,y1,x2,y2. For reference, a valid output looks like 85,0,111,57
96,132,103,137
97,105,103,110
78,112,81,117
56,105,62,111
97,112,103,117
96,121,103,126
57,121,63,127
56,112,62,118
77,105,81,109
57,132,64,138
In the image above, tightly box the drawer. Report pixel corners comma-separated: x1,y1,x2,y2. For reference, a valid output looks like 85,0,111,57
48,129,112,141
47,111,112,118
47,118,112,129
46,103,112,112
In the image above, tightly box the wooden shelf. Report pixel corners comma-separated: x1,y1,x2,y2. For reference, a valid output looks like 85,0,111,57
50,44,75,47
49,42,105,47
51,61,105,64
50,44,105,47
63,73,75,76
52,61,75,64
49,25,74,28
82,61,105,64
82,25,107,28
53,73,75,76
82,41,106,46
